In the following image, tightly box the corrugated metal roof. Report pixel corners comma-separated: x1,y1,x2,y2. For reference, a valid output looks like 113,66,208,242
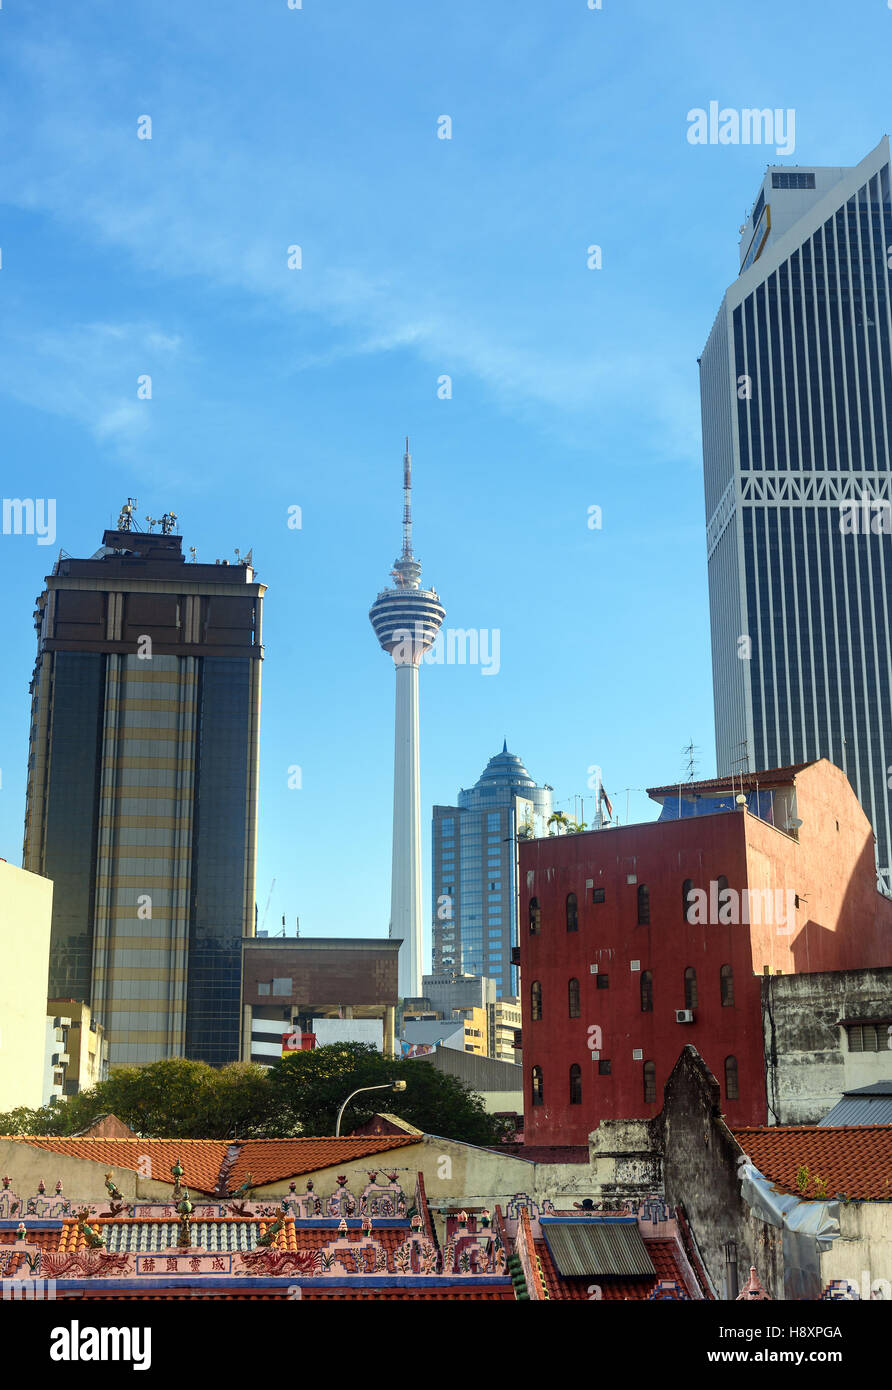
541,1219,655,1278
819,1094,892,1126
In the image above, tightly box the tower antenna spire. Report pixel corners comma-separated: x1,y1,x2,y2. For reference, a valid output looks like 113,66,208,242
402,436,413,560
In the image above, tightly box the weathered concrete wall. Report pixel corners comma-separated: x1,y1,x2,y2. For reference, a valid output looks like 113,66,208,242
658,1047,784,1298
821,1202,892,1295
762,968,892,1124
589,1117,662,1202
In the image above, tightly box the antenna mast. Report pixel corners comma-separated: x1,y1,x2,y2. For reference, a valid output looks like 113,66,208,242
402,436,413,560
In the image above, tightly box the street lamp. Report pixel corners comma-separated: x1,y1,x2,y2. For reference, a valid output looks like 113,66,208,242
335,1080,407,1137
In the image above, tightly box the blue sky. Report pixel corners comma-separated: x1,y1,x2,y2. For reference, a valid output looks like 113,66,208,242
1,0,890,954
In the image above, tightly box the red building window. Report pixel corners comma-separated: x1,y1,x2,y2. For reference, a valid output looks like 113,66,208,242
725,1055,739,1100
720,964,735,1007
529,897,541,935
568,977,580,1018
640,970,653,1012
569,1064,582,1104
637,883,651,925
532,1066,544,1105
566,892,578,932
684,967,698,1010
682,878,695,922
531,980,542,1021
643,1061,657,1103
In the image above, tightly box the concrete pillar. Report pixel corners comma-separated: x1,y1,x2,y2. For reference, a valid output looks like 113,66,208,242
384,1005,396,1058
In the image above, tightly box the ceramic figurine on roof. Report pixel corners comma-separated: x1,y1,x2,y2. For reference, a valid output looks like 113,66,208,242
170,1158,186,1200
77,1209,106,1249
257,1208,286,1247
176,1191,194,1247
737,1266,771,1300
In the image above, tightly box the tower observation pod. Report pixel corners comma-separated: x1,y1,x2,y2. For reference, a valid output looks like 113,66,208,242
369,440,445,999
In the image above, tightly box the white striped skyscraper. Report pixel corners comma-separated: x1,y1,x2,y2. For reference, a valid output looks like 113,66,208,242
701,136,892,892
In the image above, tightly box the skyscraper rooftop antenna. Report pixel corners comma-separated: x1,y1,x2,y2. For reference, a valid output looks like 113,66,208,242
402,436,413,561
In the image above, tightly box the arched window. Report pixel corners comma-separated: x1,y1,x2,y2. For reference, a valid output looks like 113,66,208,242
643,1061,657,1103
682,878,695,922
640,970,653,1012
637,883,650,925
569,1064,582,1105
531,980,542,1021
720,964,735,1007
528,896,541,935
684,966,698,1010
716,875,730,923
725,1055,739,1101
532,1065,544,1106
568,977,580,1018
566,892,578,932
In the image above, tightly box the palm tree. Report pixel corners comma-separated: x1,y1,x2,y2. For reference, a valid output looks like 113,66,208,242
566,819,588,833
548,811,571,836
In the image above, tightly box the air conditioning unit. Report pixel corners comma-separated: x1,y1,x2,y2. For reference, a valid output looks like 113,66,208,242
675,1009,694,1024
52,1052,70,1066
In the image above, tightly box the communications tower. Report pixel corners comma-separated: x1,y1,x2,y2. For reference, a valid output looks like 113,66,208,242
369,441,445,997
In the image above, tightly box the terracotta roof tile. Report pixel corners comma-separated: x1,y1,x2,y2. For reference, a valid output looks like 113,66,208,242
4,1134,421,1196
5,1138,229,1194
229,1137,420,1189
732,1125,892,1202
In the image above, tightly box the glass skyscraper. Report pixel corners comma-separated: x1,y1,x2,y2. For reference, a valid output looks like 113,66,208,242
432,743,552,997
23,517,265,1064
701,136,892,892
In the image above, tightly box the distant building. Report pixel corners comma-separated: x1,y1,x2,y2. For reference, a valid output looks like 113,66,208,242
700,136,892,892
520,759,892,1146
22,512,265,1066
433,743,552,996
423,1046,523,1119
489,997,522,1064
761,966,892,1123
44,1000,108,1105
242,936,400,1062
0,860,53,1112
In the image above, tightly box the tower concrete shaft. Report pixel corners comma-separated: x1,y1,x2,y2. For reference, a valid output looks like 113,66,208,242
392,662,423,997
369,441,444,998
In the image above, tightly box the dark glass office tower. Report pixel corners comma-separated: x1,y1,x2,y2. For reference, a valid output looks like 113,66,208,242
432,743,552,997
701,137,892,892
23,512,265,1064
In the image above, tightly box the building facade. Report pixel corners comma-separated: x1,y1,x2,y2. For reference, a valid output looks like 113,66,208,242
23,515,264,1066
519,760,892,1146
0,860,53,1111
700,136,892,892
242,936,400,1062
43,1000,109,1104
432,743,552,997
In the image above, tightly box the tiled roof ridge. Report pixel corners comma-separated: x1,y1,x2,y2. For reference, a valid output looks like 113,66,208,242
672,1204,716,1300
516,1207,549,1300
733,1123,892,1133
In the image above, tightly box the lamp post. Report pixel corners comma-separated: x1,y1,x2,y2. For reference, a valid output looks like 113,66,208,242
335,1080,407,1137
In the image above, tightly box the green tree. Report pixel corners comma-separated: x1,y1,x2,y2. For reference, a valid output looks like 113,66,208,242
48,1059,272,1139
264,1043,503,1145
0,1100,68,1136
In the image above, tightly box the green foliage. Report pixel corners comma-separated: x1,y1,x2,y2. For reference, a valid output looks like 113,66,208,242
264,1043,503,1145
1,1048,504,1146
0,1100,68,1136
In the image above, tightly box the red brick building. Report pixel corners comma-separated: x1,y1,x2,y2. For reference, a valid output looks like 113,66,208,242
519,760,892,1145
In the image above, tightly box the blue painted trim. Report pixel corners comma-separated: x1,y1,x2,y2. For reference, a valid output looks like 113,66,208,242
48,1274,511,1290
0,1219,65,1230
